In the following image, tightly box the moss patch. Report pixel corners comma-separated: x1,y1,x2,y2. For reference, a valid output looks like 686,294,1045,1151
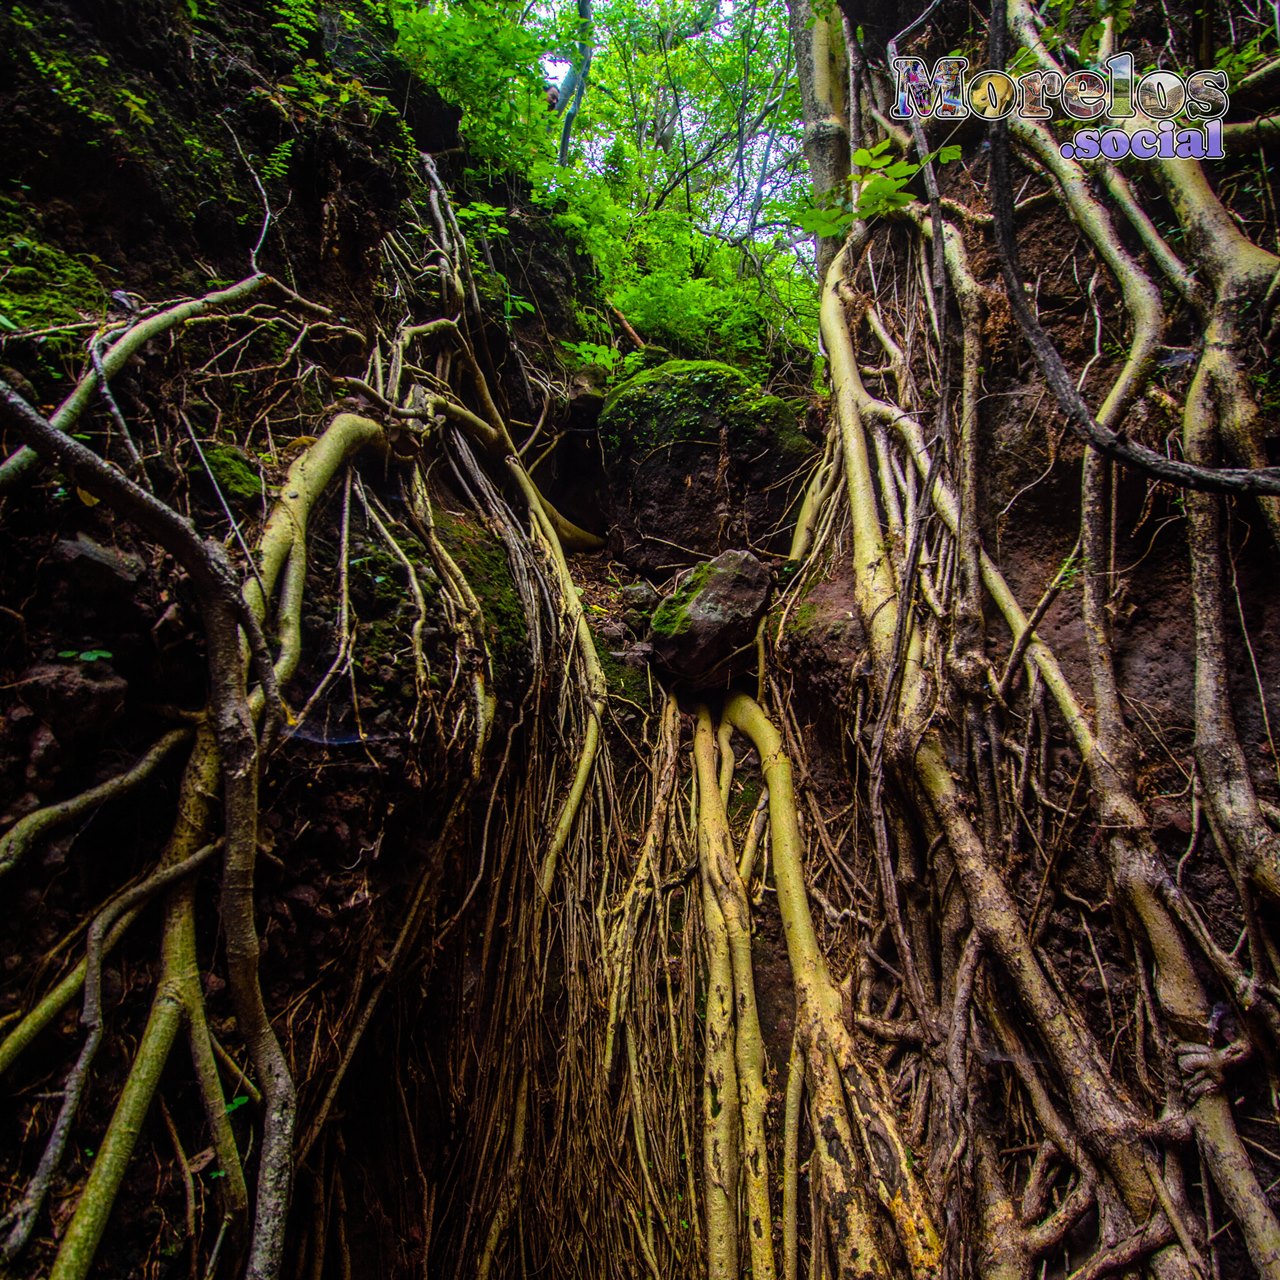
599,359,810,460
199,444,264,506
593,637,652,708
649,562,713,639
433,504,528,688
727,775,762,822
790,600,818,633
0,200,104,332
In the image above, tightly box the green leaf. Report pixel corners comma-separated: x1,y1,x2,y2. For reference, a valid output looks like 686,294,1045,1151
884,160,919,180
796,205,853,238
225,1095,250,1114
855,173,914,219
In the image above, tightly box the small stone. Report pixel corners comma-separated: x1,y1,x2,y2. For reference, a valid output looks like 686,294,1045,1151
620,581,660,612
595,618,628,644
620,641,653,667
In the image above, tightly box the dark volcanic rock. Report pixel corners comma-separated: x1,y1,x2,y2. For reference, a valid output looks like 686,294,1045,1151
599,360,816,576
648,550,771,687
50,534,143,590
17,661,127,742
619,580,660,631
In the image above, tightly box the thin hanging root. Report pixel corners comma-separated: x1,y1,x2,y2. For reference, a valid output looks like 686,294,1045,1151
464,360,609,1276
404,460,495,776
698,828,741,1280
823,240,1190,1269
1013,106,1280,1267
866,200,1280,1273
693,706,776,1280
44,731,249,1280
782,1033,804,1280
354,481,430,723
604,695,681,1074
625,1025,673,1257
823,231,1280,1279
10,407,390,1280
787,430,841,563
511,459,608,930
476,1070,529,1280
401,317,603,553
723,693,942,1279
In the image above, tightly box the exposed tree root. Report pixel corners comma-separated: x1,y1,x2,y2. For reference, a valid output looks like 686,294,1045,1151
4,9,1280,1273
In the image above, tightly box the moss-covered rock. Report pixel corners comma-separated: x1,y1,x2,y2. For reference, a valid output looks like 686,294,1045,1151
600,359,752,453
647,549,771,688
598,359,816,576
649,561,714,639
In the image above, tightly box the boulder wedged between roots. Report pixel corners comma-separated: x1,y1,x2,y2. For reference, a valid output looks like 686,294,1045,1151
646,549,771,688
597,358,815,575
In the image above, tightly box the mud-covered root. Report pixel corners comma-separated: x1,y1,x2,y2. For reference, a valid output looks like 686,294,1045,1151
723,693,943,1279
0,838,221,1263
693,706,776,1280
